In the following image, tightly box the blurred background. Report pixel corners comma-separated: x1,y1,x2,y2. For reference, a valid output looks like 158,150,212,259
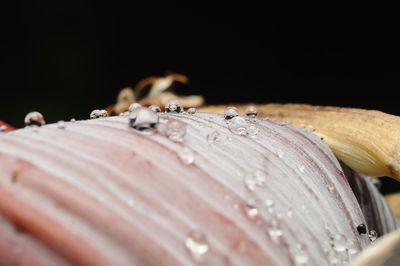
2,2,399,191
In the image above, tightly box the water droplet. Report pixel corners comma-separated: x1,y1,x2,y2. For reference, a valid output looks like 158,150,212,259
325,249,340,265
247,124,259,138
291,244,309,265
165,99,182,113
129,107,159,133
185,231,209,262
265,199,275,212
244,174,257,191
70,118,76,123
298,165,305,173
254,170,267,186
332,234,347,252
304,124,315,132
245,105,257,118
267,220,283,242
243,201,259,222
356,224,367,235
187,107,197,114
368,230,378,242
277,150,284,158
148,105,161,113
207,131,223,144
244,170,266,191
286,208,293,218
178,147,195,165
99,110,108,117
165,119,186,142
0,125,6,133
129,103,142,112
90,109,102,120
224,107,239,120
57,120,66,130
228,116,248,136
127,199,136,207
327,184,335,193
346,238,358,255
25,111,45,126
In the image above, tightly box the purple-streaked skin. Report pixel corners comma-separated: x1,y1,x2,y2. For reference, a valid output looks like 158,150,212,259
0,112,397,266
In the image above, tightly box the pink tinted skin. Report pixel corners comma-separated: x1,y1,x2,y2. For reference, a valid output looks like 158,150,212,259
0,112,394,265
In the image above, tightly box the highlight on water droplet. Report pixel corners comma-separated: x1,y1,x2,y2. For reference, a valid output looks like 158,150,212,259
298,165,305,173
185,230,209,262
165,99,182,113
25,111,46,127
224,106,239,120
244,174,257,191
165,119,186,142
129,107,159,133
178,147,195,165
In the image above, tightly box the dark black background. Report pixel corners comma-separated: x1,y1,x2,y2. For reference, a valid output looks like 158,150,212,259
2,2,399,192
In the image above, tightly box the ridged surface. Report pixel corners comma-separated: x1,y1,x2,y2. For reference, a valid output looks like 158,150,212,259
0,113,397,265
200,104,400,180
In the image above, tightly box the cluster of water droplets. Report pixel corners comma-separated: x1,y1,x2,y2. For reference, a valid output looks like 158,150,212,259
243,170,267,191
224,106,259,137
